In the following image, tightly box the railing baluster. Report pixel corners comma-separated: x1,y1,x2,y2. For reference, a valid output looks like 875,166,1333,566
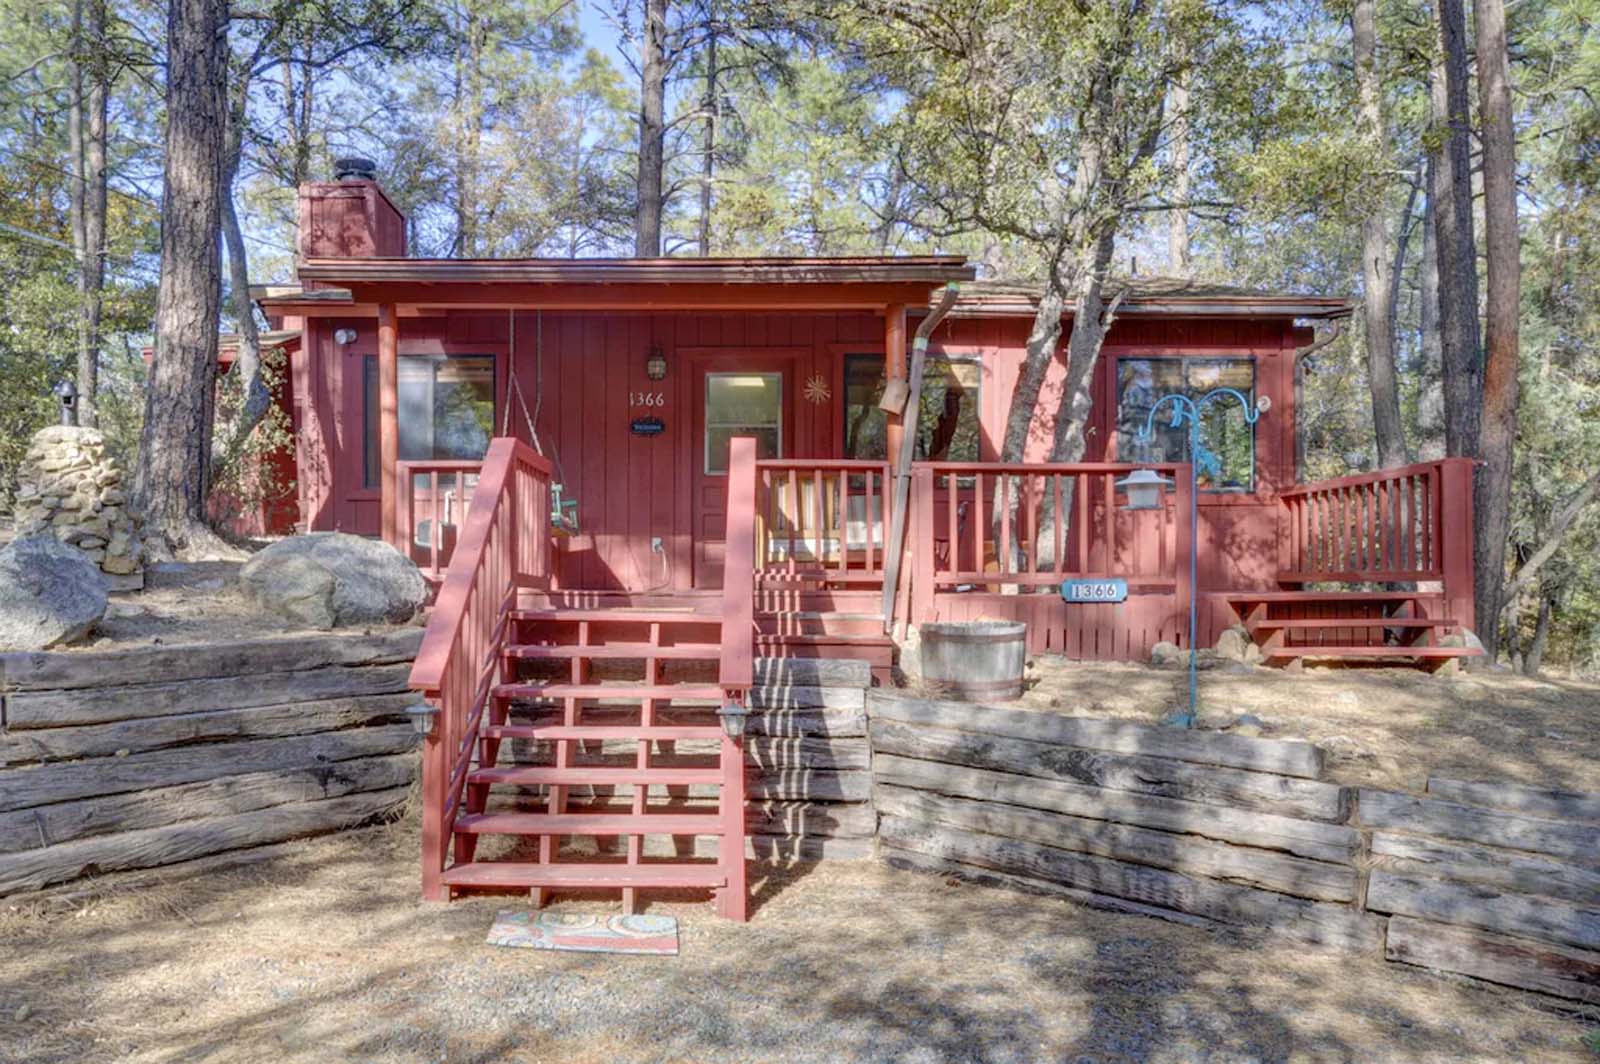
973,472,985,582
1052,475,1065,576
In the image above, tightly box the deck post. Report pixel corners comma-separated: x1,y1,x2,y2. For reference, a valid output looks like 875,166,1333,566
884,303,907,471
419,691,448,901
378,303,400,548
1173,464,1195,648
911,465,936,627
1437,457,1476,632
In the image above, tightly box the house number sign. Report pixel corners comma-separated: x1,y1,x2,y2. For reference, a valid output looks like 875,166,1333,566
1060,578,1128,604
629,392,666,407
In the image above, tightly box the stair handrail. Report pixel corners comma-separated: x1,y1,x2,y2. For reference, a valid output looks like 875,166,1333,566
409,436,554,900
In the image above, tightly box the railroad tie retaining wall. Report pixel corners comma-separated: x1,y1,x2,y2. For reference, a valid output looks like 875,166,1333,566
867,690,1600,1004
0,630,424,897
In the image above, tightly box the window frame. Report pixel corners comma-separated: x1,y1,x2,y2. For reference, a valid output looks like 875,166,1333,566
703,370,784,476
840,351,984,463
362,352,498,490
1112,353,1259,495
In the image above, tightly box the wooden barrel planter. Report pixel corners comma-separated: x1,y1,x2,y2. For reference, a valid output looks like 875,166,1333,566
919,621,1027,700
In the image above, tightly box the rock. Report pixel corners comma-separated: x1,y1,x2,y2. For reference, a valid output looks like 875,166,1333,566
1214,627,1251,662
896,627,924,683
1230,713,1267,738
240,532,427,629
1243,641,1263,665
0,535,108,649
1150,640,1183,666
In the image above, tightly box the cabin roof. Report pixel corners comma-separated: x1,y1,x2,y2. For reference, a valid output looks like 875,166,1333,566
941,277,1352,320
295,255,977,286
259,259,1349,320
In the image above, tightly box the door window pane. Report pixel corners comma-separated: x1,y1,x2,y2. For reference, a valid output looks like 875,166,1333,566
1116,357,1256,492
705,373,782,474
843,354,981,461
364,355,496,488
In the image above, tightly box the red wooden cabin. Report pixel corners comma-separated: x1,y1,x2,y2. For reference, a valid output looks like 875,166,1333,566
254,173,1479,913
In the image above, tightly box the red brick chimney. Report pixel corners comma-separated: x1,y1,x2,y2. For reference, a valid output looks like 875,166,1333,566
296,157,407,266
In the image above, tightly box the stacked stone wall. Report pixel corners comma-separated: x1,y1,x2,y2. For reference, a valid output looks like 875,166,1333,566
12,426,143,577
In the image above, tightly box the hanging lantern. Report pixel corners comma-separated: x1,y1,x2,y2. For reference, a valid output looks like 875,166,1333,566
716,700,750,740
1116,468,1173,511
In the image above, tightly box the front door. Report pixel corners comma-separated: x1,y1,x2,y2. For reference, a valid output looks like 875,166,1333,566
692,359,793,588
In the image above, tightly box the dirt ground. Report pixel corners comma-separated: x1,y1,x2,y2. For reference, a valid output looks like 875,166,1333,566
1015,657,1600,794
66,560,418,650
0,823,1593,1064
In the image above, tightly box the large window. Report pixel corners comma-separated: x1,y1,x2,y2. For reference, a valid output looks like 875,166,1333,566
1116,357,1256,492
843,354,981,461
705,372,782,474
364,355,495,488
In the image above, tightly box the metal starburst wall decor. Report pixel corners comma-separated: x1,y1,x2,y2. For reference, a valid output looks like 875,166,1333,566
803,374,831,404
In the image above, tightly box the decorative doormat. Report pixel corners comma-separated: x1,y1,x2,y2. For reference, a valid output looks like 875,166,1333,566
486,910,680,956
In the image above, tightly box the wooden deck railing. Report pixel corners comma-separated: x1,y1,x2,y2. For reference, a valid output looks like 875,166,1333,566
755,459,893,584
1279,458,1474,582
395,459,484,581
908,462,1191,614
1279,456,1476,628
408,438,553,901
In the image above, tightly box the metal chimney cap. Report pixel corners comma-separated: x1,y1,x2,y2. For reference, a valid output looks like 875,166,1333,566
333,157,378,182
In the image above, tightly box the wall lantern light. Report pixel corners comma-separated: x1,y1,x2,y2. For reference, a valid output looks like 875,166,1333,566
52,380,78,426
716,700,749,740
405,703,439,738
645,345,668,381
1115,468,1173,512
334,328,358,345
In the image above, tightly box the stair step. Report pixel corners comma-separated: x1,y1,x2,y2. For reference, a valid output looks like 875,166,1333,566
494,683,726,703
511,609,720,624
442,861,726,890
504,643,721,660
755,633,891,646
469,765,725,787
1250,617,1458,631
453,812,726,836
1265,645,1481,659
482,725,725,741
1229,591,1435,603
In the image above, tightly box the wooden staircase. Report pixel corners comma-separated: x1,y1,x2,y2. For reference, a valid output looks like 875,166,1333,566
441,607,746,917
1227,591,1481,670
409,436,757,920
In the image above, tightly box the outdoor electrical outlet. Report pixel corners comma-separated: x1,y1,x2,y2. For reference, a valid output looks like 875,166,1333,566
650,537,665,553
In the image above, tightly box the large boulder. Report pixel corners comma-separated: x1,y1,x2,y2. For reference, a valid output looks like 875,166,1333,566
240,533,427,629
0,534,108,649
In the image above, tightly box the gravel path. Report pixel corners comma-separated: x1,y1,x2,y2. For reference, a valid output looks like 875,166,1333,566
1,824,1592,1063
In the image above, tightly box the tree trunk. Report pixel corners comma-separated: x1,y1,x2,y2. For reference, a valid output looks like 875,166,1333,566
1049,231,1119,465
1521,590,1552,677
996,273,1066,465
697,4,717,256
1353,0,1407,470
1431,0,1482,461
634,0,668,256
1417,172,1444,456
1167,69,1190,277
81,0,107,428
212,66,271,475
67,0,106,427
1473,0,1521,661
134,0,229,558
